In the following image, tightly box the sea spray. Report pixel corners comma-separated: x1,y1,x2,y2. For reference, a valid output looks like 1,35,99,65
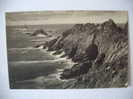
37,45,44,49
55,51,65,58
38,46,77,80
36,34,46,37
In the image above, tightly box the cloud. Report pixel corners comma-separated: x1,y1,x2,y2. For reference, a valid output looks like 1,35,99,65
6,11,128,26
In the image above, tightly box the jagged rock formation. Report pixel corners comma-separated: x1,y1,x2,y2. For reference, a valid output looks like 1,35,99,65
45,19,129,88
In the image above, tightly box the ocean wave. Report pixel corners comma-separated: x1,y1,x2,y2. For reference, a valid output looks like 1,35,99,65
9,59,66,64
8,46,76,68
41,48,77,67
8,47,36,51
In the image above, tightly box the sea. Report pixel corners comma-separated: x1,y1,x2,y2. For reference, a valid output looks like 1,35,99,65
6,25,74,89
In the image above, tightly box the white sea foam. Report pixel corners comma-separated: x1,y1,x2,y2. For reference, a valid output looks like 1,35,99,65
49,51,56,55
43,48,77,70
47,50,76,66
53,51,65,58
48,69,65,81
47,50,77,68
36,34,46,37
66,58,76,68
37,45,44,49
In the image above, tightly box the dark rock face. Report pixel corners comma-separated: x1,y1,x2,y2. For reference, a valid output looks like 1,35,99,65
79,61,92,74
60,61,92,79
68,44,78,58
60,69,72,79
53,49,63,55
47,36,64,51
85,44,98,61
47,36,60,51
46,19,128,88
95,53,105,65
72,53,85,62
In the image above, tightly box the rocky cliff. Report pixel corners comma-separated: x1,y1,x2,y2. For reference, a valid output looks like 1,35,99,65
45,19,129,88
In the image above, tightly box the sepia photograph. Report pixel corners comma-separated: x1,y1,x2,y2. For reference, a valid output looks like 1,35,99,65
6,11,129,89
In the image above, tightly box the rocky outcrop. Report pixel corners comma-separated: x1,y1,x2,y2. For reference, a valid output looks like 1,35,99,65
31,29,48,36
60,61,92,79
46,19,129,88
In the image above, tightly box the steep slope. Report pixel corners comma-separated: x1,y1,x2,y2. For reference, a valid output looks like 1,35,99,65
45,19,129,88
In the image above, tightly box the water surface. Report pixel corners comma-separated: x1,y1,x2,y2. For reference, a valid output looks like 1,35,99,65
7,27,71,89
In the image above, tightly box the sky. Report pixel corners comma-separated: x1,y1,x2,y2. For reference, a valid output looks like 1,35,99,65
6,11,128,26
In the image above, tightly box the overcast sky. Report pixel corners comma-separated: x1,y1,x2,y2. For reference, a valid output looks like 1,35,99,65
6,11,128,26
